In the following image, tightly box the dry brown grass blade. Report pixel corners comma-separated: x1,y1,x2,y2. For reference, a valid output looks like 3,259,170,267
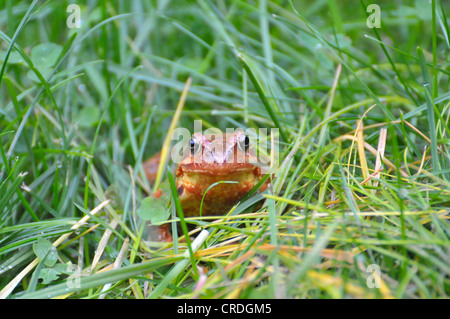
344,105,376,185
59,224,100,250
255,244,356,263
225,262,260,299
99,237,130,299
347,120,431,144
356,119,370,181
415,146,428,176
306,270,378,298
196,242,358,273
152,77,192,193
334,134,409,177
373,128,387,187
91,218,119,273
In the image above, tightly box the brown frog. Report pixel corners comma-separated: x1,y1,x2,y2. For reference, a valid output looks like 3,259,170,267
143,130,267,240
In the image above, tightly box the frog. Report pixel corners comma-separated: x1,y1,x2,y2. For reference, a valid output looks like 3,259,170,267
142,130,267,241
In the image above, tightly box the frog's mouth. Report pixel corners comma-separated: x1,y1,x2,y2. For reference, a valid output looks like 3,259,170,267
178,162,259,175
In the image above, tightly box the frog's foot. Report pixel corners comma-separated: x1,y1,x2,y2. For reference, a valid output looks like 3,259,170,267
148,223,173,242
156,224,173,242
142,152,161,184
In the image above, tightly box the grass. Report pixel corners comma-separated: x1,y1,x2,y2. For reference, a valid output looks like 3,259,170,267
0,0,449,299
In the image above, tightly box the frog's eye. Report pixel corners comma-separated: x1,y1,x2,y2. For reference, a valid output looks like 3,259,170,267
237,134,250,152
190,137,201,155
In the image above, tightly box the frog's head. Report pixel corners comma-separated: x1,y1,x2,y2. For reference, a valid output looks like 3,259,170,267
178,131,260,175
